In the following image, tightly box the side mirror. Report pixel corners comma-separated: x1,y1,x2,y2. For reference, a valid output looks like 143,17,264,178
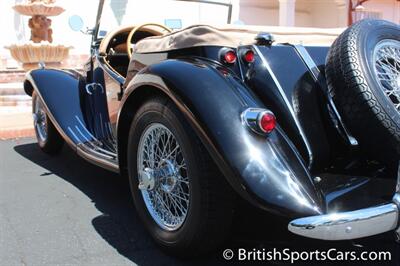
68,15,84,32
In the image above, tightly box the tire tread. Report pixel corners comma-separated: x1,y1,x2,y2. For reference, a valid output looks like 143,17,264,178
326,19,400,161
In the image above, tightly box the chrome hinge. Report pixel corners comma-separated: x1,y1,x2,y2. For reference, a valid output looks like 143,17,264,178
85,82,104,95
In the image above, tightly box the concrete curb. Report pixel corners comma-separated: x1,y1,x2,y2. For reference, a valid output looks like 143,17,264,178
0,106,34,140
0,128,34,140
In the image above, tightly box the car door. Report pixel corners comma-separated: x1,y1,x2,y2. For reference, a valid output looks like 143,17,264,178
80,54,120,157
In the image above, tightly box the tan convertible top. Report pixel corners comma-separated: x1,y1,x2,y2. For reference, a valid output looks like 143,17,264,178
134,24,344,53
125,25,343,87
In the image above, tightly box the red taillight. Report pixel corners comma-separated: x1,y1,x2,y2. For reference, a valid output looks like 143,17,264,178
223,50,237,64
259,112,276,133
242,108,276,135
243,50,255,63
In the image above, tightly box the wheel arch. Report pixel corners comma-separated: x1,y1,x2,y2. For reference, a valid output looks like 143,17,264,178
23,79,34,96
117,85,171,176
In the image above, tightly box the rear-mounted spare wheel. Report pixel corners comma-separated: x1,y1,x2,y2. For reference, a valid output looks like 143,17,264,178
326,19,400,162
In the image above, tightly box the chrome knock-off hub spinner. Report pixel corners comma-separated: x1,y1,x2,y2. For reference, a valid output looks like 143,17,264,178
138,160,179,193
138,168,156,191
159,160,179,193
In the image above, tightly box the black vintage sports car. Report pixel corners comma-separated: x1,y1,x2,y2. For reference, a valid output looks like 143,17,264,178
24,0,400,256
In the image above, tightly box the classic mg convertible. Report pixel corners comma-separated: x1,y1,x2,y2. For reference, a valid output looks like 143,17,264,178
23,0,400,255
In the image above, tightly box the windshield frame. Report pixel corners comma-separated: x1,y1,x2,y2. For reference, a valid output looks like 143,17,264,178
92,0,233,43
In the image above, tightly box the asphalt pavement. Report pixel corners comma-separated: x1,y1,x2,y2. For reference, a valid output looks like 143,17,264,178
0,138,399,266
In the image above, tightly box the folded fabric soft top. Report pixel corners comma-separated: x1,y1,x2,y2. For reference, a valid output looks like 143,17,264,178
134,24,344,53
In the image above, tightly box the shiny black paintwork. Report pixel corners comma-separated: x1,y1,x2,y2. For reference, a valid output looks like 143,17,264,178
119,57,325,216
24,38,396,219
240,45,334,170
26,68,118,172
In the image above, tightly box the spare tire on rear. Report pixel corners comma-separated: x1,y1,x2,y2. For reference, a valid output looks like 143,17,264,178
326,19,400,162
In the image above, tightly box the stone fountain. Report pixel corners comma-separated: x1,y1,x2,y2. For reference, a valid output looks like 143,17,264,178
5,0,72,69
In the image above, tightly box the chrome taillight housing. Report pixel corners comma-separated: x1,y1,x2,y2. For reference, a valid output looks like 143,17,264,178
242,108,276,135
220,48,237,64
241,49,255,63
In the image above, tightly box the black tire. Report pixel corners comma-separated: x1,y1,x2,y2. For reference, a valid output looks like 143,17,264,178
127,96,234,256
326,19,400,162
32,92,64,154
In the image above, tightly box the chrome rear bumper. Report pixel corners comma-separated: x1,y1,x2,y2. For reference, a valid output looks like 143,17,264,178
288,194,400,240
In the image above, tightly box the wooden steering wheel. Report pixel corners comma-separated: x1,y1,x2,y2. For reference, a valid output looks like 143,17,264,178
126,23,172,59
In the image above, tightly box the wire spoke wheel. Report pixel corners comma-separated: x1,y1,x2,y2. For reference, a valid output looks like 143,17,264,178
33,95,48,143
128,98,234,254
31,92,64,154
137,123,189,231
373,39,400,111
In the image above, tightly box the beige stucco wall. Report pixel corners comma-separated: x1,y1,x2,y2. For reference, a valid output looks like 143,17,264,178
238,0,399,28
236,1,312,26
237,0,346,28
306,0,347,28
238,6,279,25
362,0,400,23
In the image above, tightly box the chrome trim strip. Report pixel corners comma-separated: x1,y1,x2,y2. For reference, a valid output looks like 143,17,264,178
291,45,320,80
26,73,119,173
75,116,100,142
96,54,125,84
77,144,119,173
236,49,245,81
93,0,105,43
397,163,400,193
75,125,90,142
288,201,399,240
395,165,400,238
67,126,80,143
291,44,358,147
90,140,118,158
252,45,314,169
394,194,400,238
78,142,115,160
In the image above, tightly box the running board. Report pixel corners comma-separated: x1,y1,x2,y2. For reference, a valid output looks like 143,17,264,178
77,142,119,173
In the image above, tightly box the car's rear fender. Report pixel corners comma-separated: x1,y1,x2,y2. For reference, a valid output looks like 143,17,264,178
119,58,325,217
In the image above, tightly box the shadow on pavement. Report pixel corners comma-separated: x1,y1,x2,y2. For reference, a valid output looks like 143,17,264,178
14,143,400,266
